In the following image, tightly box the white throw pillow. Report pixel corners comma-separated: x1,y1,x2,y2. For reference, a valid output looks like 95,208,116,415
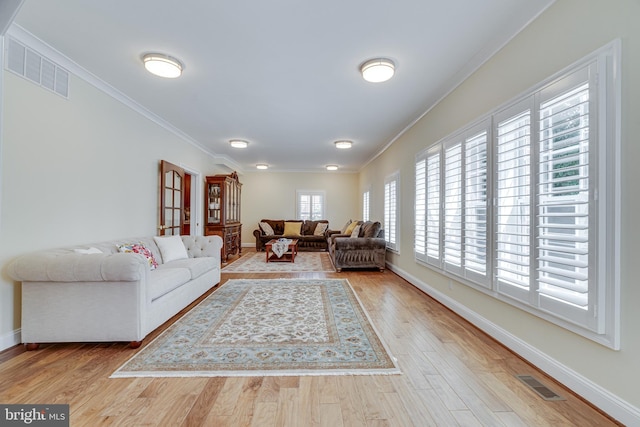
259,221,275,236
350,224,361,238
153,236,189,263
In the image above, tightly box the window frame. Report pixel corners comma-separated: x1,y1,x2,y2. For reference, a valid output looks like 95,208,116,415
362,189,370,222
412,41,621,349
295,190,326,221
384,171,400,253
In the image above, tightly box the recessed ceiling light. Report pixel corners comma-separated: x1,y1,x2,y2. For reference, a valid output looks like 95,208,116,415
360,58,395,83
334,140,353,149
142,53,183,78
256,164,269,170
326,165,338,171
230,140,249,148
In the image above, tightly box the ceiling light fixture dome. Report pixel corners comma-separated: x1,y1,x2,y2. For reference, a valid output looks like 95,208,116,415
360,58,395,83
142,53,183,78
229,139,249,148
326,165,338,171
334,140,353,149
256,164,269,170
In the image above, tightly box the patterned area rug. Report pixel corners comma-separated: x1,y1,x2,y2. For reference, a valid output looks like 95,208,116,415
221,251,335,273
111,278,400,377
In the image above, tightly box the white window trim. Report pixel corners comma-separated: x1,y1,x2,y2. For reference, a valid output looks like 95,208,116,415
413,40,621,349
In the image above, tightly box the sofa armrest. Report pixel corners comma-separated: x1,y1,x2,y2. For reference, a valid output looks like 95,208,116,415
181,235,223,259
328,232,350,245
7,252,147,283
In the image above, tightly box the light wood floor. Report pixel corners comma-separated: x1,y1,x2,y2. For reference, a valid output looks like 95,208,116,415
0,252,621,426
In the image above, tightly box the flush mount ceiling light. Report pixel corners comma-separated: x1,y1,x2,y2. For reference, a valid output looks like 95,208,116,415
360,58,395,83
256,164,269,170
229,139,249,148
326,165,338,171
142,53,183,78
334,140,353,149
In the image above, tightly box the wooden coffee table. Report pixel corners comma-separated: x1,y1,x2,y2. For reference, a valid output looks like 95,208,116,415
265,239,299,263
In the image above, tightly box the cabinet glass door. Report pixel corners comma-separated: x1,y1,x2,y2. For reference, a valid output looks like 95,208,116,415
207,183,221,224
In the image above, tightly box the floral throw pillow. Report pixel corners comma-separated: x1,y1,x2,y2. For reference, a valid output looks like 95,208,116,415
314,222,329,236
117,243,158,270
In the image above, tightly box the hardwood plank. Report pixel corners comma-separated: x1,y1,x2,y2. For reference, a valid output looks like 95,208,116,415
0,257,622,426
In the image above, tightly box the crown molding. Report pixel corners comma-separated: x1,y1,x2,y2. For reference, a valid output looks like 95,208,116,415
5,24,243,174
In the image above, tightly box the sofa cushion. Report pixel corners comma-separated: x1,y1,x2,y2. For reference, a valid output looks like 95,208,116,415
261,219,284,235
344,221,361,235
153,236,189,263
360,221,382,238
259,221,275,236
148,267,191,301
162,257,216,280
301,220,317,236
340,219,352,233
314,222,329,236
117,242,159,270
283,221,303,236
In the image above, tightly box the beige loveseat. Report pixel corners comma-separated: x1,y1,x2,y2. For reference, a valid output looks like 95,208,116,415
7,235,223,349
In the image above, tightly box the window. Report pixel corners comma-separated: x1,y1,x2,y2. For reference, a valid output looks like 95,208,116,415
444,140,463,273
495,105,532,301
296,190,325,220
363,190,370,222
416,124,489,283
412,42,620,347
414,158,426,260
426,148,441,265
384,172,400,252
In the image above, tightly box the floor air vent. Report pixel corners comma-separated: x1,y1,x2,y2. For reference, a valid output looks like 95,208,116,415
516,375,565,401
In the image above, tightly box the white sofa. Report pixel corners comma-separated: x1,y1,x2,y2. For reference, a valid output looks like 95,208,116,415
7,235,223,349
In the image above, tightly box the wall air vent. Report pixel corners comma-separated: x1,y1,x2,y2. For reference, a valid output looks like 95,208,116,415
6,37,69,98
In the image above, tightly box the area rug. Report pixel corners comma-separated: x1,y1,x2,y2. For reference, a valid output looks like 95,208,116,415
221,251,335,273
111,278,400,377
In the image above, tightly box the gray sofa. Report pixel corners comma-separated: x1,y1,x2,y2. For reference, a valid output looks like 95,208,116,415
327,221,386,272
7,235,223,349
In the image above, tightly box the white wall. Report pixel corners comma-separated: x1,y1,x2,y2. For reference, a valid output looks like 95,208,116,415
360,0,640,422
240,171,359,247
0,60,226,349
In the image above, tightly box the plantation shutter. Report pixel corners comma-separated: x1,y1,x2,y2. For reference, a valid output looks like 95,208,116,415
384,174,398,251
495,103,532,303
444,141,463,275
415,156,427,261
363,191,370,222
536,64,600,331
464,129,489,286
298,194,311,220
297,192,324,220
426,147,442,266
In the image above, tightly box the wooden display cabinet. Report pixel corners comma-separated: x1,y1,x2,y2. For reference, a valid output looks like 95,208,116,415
204,172,242,260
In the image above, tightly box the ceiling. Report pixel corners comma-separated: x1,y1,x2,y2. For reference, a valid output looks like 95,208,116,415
11,0,554,173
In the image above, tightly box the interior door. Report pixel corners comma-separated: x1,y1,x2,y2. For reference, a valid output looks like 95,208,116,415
158,160,185,236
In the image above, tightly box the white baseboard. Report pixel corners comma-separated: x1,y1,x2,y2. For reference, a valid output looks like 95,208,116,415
0,328,21,352
387,262,640,427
